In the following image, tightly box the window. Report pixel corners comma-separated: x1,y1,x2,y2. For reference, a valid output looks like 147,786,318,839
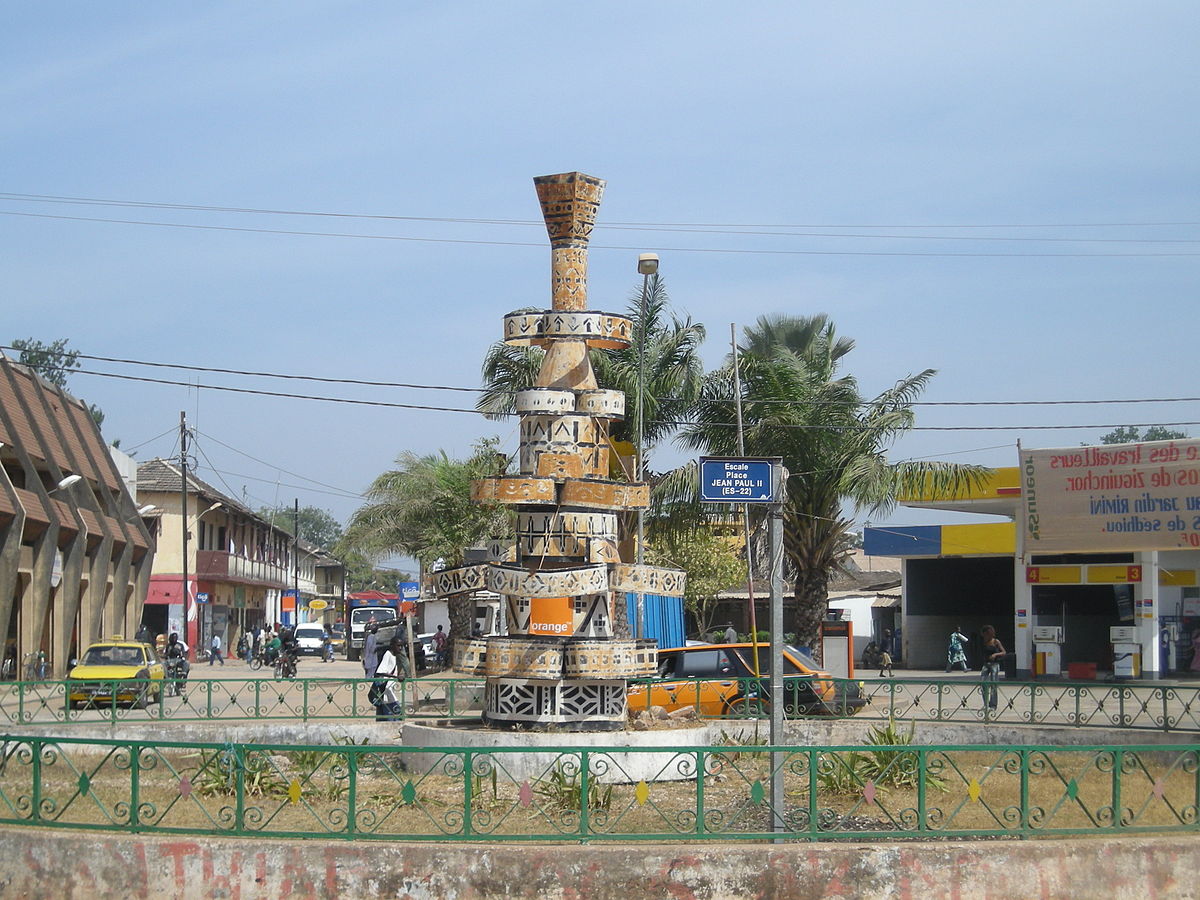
677,649,734,678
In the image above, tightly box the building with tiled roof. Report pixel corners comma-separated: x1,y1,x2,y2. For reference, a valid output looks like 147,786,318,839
0,353,156,677
136,459,344,657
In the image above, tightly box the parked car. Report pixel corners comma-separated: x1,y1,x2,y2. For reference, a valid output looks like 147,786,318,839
627,642,869,718
67,638,164,708
293,624,328,657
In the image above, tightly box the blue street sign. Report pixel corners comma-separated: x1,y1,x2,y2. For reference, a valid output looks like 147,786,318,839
699,457,777,503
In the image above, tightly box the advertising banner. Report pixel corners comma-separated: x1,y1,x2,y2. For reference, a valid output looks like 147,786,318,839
1021,438,1200,553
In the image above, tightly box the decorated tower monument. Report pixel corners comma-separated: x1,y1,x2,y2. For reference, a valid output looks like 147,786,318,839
433,172,686,730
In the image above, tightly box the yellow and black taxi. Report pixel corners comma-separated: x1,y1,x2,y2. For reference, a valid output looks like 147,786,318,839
628,642,869,718
67,637,164,708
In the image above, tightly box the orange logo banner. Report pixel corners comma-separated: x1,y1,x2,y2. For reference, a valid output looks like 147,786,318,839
528,597,573,636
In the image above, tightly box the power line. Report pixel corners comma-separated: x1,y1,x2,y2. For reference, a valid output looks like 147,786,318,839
4,209,1200,258
195,429,365,499
6,345,1198,409
5,190,1199,231
67,367,1200,433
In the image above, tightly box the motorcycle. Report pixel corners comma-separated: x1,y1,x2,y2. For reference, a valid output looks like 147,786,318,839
273,649,298,680
166,657,188,696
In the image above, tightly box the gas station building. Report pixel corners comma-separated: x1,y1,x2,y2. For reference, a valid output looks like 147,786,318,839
864,456,1200,680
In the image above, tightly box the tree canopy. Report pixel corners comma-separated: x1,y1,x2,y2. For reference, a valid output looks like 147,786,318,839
671,313,986,652
257,504,344,552
1099,425,1188,445
9,337,105,429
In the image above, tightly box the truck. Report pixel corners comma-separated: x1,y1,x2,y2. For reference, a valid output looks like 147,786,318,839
344,584,419,661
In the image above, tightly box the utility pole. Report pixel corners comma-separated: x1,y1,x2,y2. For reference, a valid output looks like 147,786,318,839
179,411,191,660
293,499,300,623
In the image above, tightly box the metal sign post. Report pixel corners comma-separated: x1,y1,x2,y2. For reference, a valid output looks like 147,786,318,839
699,456,786,833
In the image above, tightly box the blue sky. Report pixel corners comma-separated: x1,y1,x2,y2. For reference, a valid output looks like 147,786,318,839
4,2,1198,542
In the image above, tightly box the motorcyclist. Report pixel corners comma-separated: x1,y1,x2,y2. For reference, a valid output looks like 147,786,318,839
279,624,299,677
164,633,189,694
265,631,282,665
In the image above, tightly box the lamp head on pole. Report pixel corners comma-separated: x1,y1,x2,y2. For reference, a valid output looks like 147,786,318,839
637,253,659,276
53,474,83,491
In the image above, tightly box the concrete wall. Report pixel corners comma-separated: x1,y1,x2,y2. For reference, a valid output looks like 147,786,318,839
0,828,1195,899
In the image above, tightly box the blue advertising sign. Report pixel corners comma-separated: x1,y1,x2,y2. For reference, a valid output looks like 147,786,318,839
699,457,777,503
195,592,210,604
398,581,420,600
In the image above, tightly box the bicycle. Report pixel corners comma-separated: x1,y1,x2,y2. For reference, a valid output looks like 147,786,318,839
22,651,47,681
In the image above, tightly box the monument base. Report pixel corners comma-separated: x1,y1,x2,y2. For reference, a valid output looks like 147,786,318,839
484,676,626,730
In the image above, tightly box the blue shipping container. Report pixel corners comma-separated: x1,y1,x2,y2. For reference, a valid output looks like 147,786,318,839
624,593,685,649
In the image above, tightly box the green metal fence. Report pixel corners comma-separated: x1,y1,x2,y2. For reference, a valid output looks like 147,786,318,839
4,675,1200,732
0,732,1195,842
0,677,486,725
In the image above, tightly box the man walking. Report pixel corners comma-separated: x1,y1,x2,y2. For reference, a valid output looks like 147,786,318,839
362,623,380,679
209,632,224,666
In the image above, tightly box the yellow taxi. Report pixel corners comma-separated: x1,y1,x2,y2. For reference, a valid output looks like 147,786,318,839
67,637,164,708
628,642,868,718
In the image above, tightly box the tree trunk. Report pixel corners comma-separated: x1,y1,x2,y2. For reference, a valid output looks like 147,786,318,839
611,590,632,639
791,567,829,664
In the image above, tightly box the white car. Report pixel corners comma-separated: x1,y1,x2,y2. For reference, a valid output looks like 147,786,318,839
293,624,328,656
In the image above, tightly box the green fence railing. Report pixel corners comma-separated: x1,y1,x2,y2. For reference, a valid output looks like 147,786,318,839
0,732,1195,842
4,674,1200,732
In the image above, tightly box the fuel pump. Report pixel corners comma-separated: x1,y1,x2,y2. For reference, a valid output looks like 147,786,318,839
1110,625,1141,679
1032,625,1063,677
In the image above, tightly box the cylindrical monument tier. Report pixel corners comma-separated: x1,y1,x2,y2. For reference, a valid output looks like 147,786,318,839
519,415,608,479
562,639,658,680
503,311,633,350
484,636,565,679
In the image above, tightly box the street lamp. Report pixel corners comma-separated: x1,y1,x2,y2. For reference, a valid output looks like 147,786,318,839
635,253,659,640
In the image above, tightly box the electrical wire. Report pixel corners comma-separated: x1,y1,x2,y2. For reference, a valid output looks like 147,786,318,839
5,345,1198,409
67,366,1200,433
4,209,1199,258
194,429,366,499
4,190,1199,231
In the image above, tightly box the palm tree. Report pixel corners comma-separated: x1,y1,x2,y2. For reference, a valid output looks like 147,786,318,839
674,313,986,653
343,438,513,648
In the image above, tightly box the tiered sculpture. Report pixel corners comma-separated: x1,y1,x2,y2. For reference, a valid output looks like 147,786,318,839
434,172,686,730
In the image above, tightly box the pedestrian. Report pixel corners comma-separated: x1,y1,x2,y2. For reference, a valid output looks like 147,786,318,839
362,622,380,680
371,636,407,720
878,644,893,677
135,622,151,645
209,632,224,665
946,626,969,672
251,629,261,663
980,625,1005,712
724,623,737,644
433,625,448,668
